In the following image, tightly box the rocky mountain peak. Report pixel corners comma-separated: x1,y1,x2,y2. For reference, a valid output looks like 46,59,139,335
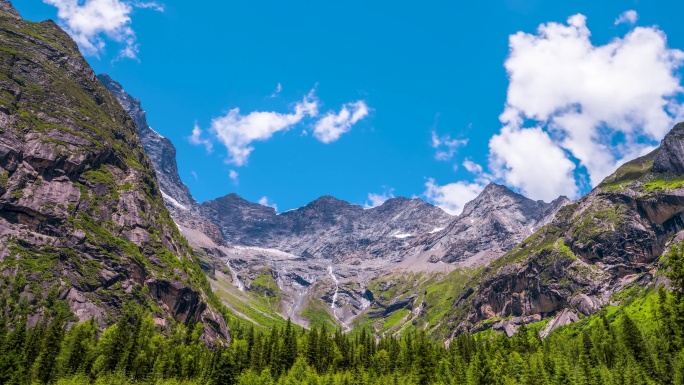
420,183,569,264
99,74,227,247
0,1,21,19
652,122,684,173
98,74,196,211
303,195,358,211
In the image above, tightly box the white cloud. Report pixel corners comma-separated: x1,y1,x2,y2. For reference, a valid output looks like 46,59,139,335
364,189,394,209
489,126,578,201
188,123,213,153
270,83,282,98
229,170,239,183
43,0,163,58
193,90,371,164
258,196,278,212
133,1,164,11
207,90,319,166
462,159,483,174
615,10,638,25
190,171,198,180
423,178,484,215
490,13,684,200
431,131,468,161
313,101,369,143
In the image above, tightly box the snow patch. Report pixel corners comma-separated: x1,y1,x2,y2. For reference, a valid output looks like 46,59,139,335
160,191,188,211
393,232,413,239
149,126,164,138
429,226,446,234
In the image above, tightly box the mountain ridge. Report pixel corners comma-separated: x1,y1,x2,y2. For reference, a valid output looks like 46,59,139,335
0,5,228,343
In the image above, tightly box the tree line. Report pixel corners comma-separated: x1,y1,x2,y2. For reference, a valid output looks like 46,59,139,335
1,244,684,384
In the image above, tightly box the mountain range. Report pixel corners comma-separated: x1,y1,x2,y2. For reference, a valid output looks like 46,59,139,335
3,0,684,345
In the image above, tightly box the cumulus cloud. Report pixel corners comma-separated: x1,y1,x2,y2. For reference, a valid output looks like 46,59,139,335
431,131,468,161
208,90,318,166
43,0,163,58
615,10,638,25
364,189,395,209
489,126,578,200
258,196,278,211
489,13,684,200
229,169,239,183
188,124,213,153
313,101,369,143
423,178,484,215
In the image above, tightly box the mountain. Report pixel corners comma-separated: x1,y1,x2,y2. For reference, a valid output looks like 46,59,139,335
95,72,575,332
97,74,233,289
417,183,570,265
201,194,452,261
0,3,227,342
446,122,684,337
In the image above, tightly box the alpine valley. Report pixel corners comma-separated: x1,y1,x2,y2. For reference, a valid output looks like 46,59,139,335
3,1,684,384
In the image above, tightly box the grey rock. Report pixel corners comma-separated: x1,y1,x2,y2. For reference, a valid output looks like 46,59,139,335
418,183,570,264
0,1,20,20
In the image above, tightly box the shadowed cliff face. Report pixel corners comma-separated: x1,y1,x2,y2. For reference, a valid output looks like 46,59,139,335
0,2,227,344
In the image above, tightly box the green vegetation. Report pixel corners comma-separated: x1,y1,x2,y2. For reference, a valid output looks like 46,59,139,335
301,300,337,330
209,274,289,331
599,150,657,191
2,256,684,385
642,174,684,192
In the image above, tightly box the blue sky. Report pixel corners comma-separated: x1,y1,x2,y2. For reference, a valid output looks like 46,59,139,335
16,0,684,214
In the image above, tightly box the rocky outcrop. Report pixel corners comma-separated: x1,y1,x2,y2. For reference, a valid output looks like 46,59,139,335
0,5,227,343
98,75,226,248
453,123,684,335
202,194,453,262
419,183,570,264
0,1,20,20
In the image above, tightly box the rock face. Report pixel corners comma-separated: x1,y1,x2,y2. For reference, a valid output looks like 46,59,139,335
0,5,227,343
196,183,570,327
418,183,570,264
452,124,684,335
0,1,19,20
97,74,229,286
202,194,453,262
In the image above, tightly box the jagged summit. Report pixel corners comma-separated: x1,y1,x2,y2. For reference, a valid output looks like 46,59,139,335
0,1,21,20
420,182,569,264
652,121,684,173
99,74,226,246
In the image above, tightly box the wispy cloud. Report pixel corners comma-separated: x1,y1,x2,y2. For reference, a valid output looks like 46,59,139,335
364,188,394,209
188,123,213,153
270,83,282,98
229,169,239,184
133,1,164,11
615,10,638,25
43,0,164,59
202,90,318,166
431,131,468,161
258,196,278,212
313,101,369,143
